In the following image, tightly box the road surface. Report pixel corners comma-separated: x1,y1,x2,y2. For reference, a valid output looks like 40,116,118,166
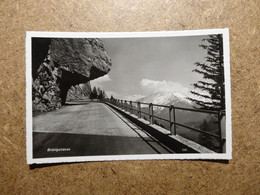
33,101,173,158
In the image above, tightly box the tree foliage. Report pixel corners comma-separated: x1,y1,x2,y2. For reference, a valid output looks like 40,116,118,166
188,34,225,111
90,86,106,100
90,86,97,99
98,90,106,100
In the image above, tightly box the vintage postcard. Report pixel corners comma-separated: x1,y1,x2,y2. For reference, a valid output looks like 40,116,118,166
26,29,231,164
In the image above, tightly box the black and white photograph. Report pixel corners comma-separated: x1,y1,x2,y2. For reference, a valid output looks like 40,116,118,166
26,30,231,164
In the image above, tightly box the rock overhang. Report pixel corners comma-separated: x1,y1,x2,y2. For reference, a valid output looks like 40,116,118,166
32,38,112,112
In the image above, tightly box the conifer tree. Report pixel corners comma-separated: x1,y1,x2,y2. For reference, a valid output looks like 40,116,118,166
188,34,225,111
90,86,97,99
98,89,103,100
101,90,106,99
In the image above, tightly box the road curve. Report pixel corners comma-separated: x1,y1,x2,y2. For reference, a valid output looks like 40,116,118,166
33,101,173,158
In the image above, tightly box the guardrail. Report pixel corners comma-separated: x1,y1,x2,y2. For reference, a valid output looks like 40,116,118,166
105,98,226,153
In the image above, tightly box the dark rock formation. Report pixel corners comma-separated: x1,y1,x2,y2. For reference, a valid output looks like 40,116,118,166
32,38,111,112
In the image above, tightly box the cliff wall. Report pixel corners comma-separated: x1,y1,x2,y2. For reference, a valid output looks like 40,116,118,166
32,38,111,111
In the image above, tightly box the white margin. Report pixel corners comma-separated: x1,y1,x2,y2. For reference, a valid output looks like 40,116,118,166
26,33,33,164
223,29,232,159
26,29,232,164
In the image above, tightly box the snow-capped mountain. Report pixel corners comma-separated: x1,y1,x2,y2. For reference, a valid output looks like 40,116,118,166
137,91,193,112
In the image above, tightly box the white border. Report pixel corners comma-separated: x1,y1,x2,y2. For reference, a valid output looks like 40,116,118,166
26,29,232,164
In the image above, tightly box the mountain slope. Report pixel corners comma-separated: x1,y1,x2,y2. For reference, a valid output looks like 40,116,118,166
137,91,192,112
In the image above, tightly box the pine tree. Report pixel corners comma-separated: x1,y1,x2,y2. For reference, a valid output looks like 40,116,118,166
98,90,103,100
188,34,225,111
101,90,106,99
91,86,97,99
96,87,100,100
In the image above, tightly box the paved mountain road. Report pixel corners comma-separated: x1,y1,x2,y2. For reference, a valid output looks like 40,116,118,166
33,101,173,158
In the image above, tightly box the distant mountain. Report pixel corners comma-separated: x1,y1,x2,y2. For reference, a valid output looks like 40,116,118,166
137,91,192,112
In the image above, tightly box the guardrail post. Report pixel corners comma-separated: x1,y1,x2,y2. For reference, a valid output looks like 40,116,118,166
120,100,123,109
124,100,127,111
169,106,173,134
137,102,141,118
149,103,153,124
172,106,176,135
130,101,132,114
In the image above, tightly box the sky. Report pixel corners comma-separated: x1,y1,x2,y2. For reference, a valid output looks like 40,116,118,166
91,35,209,99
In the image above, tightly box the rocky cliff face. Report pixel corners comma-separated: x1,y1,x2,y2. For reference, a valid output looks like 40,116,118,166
32,38,111,112
66,83,91,101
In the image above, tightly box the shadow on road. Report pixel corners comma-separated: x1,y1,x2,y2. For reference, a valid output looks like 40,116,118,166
106,106,174,154
33,132,160,158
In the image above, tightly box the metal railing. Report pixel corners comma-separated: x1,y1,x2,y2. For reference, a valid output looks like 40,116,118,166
105,98,226,152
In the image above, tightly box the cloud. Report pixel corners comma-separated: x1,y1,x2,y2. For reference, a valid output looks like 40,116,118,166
92,75,111,83
91,75,111,88
139,79,190,96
